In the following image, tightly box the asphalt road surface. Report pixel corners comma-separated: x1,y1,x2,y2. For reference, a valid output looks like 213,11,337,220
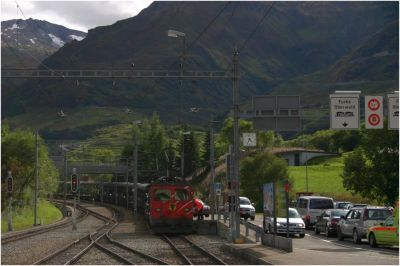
208,213,399,264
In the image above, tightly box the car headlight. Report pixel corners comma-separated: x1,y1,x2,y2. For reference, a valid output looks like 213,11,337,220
276,222,281,227
297,223,305,228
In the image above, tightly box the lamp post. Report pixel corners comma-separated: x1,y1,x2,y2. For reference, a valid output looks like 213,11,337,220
132,120,142,224
167,29,186,125
181,131,191,180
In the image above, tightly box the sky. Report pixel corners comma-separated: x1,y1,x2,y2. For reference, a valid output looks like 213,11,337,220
1,0,154,32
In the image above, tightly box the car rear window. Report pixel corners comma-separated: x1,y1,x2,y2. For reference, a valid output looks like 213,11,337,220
309,199,334,209
366,209,392,220
332,210,349,217
337,202,349,209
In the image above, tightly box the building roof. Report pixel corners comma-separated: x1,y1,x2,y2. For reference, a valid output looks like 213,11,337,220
266,147,338,155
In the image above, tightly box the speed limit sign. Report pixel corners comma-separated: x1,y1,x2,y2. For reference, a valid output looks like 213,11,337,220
365,96,383,129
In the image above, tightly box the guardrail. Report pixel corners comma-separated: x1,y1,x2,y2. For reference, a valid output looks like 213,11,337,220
240,220,263,242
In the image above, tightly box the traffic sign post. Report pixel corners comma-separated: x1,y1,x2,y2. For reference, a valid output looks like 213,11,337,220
387,93,399,130
243,132,256,147
330,91,361,130
365,96,383,129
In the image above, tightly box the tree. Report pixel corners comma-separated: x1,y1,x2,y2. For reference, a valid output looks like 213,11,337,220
1,125,59,211
343,123,399,205
257,131,284,148
215,117,253,156
240,152,290,211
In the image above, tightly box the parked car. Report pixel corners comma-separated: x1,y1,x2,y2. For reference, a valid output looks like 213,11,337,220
295,196,334,228
314,209,350,236
368,207,399,248
193,199,210,219
263,208,305,238
343,203,368,209
239,196,256,220
337,206,392,244
334,201,352,209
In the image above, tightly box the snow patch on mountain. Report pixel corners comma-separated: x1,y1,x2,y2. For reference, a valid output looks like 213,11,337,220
69,34,84,41
8,23,21,30
48,33,65,47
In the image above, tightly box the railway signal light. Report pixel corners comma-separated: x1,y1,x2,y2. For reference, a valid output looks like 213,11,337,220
71,174,78,193
7,172,13,194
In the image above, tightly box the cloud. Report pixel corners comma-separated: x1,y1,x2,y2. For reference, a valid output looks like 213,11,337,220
1,1,153,32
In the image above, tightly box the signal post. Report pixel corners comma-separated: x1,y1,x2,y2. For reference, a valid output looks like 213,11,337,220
7,171,14,232
71,168,78,230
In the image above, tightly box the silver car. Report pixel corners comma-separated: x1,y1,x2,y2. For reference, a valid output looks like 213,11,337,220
296,196,334,228
239,197,256,220
264,208,305,237
337,206,392,244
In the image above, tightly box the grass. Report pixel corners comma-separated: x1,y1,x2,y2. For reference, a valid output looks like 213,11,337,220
1,199,62,233
289,154,373,203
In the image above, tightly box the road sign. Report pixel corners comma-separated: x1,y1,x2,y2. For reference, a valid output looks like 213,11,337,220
71,174,78,193
330,92,360,130
365,96,383,129
243,132,256,147
387,93,399,130
249,95,301,131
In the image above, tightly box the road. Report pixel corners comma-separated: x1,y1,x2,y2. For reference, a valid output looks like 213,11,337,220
210,213,399,264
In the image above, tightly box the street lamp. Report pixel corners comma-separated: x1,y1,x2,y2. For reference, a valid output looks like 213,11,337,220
167,29,186,124
181,131,191,180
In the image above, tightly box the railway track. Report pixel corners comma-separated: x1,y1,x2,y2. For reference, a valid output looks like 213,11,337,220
2,203,88,245
162,235,227,265
31,204,118,265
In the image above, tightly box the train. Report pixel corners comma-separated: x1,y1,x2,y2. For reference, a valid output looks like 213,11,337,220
61,176,195,233
139,176,195,233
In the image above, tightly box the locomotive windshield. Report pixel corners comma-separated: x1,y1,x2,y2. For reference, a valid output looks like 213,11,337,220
175,189,190,201
154,189,171,201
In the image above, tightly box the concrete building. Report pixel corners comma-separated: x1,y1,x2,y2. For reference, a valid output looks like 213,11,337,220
269,147,338,166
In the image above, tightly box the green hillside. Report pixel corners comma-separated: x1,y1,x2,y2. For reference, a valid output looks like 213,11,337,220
289,154,372,203
3,2,398,130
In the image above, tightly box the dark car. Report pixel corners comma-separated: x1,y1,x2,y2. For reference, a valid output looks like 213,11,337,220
315,209,349,236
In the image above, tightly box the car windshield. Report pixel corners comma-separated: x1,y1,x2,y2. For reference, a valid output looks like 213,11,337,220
366,209,392,220
240,198,251,205
309,199,334,209
332,210,349,217
289,209,301,218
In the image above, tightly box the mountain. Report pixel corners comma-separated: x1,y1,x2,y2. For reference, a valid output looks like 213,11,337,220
269,21,398,131
1,18,86,68
2,2,398,135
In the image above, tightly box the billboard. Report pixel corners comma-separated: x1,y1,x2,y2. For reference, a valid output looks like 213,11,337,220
263,183,274,217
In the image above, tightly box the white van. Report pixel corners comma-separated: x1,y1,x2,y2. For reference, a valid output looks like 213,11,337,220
296,196,334,228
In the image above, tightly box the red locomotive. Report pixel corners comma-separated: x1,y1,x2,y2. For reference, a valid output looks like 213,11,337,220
141,177,195,233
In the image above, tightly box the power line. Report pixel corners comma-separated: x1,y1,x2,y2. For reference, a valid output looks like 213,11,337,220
238,2,275,53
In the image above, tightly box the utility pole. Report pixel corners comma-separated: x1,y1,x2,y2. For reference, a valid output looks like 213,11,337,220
34,130,39,226
7,171,13,232
133,128,139,224
63,145,67,208
232,48,241,240
210,114,215,220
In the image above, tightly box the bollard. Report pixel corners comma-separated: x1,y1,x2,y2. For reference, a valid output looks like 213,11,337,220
256,229,261,242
